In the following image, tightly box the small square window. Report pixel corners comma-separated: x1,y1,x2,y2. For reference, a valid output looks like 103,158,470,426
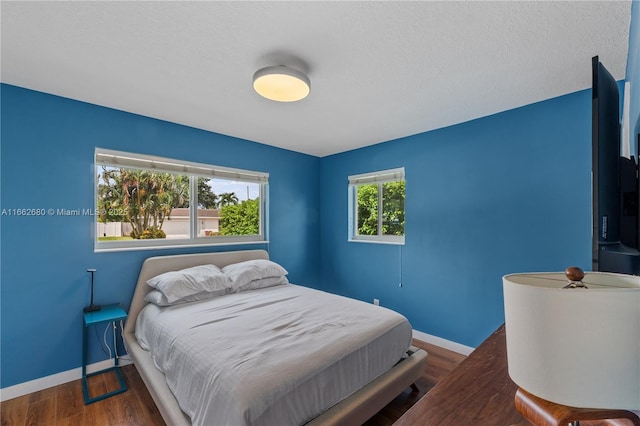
349,168,405,244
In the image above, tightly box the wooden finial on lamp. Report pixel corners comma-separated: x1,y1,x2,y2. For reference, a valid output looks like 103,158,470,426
563,266,587,288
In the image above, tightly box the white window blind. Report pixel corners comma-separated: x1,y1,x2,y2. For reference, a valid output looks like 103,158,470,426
348,167,405,185
96,148,268,183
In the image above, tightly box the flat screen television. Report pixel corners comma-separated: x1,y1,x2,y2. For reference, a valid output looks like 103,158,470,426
592,55,640,274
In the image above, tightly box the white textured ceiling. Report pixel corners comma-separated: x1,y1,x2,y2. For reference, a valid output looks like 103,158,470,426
1,1,632,157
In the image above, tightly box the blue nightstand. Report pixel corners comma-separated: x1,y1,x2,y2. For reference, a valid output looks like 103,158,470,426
82,303,128,404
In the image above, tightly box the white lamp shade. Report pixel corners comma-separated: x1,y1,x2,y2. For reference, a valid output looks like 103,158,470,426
503,271,640,410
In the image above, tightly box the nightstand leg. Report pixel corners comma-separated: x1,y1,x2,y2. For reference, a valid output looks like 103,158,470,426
82,320,90,403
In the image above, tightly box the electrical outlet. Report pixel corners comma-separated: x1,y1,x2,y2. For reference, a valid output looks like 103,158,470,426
373,298,380,306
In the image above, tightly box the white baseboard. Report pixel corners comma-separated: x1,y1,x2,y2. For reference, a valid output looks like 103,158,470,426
413,329,475,356
0,357,132,402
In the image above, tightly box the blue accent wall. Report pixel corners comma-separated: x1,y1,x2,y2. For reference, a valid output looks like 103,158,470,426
319,90,593,347
0,84,320,388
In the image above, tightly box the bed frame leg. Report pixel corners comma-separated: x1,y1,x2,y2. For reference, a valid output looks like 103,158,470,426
410,383,420,393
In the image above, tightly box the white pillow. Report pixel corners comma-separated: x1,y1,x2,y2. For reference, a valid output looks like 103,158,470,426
222,259,288,291
144,289,227,307
234,275,290,293
146,264,231,303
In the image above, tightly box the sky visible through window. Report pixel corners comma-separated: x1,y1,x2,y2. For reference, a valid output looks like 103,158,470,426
207,178,260,201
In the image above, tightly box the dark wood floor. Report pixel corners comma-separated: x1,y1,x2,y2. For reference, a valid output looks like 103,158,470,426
363,340,466,426
0,339,466,426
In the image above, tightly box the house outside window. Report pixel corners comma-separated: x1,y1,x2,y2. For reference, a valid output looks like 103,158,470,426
348,167,405,245
95,148,267,252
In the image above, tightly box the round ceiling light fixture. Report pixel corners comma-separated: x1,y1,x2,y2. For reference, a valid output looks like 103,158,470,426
252,65,310,102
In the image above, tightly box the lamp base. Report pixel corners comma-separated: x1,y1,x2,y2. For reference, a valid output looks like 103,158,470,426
514,387,640,426
83,304,101,313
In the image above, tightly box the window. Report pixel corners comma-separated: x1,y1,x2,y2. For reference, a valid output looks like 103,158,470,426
348,168,405,244
95,148,268,251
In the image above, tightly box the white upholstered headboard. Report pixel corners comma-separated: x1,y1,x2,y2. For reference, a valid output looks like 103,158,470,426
123,249,269,336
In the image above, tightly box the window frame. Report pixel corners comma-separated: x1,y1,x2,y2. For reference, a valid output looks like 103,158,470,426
94,148,268,252
348,167,405,245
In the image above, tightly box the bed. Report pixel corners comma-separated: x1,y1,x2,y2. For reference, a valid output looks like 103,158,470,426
123,249,428,425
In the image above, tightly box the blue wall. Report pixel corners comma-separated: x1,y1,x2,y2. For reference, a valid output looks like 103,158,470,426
319,90,593,347
0,84,320,388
